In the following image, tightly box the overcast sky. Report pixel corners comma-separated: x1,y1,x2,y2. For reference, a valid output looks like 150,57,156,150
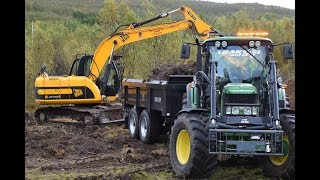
202,0,295,9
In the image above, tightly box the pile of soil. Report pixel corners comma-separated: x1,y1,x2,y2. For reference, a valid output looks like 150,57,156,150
148,61,196,80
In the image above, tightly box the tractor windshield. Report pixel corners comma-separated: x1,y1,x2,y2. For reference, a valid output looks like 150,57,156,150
209,45,268,83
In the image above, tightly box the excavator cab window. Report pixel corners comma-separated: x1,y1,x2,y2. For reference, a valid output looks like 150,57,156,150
69,55,93,76
78,55,93,76
69,58,79,76
100,62,120,96
107,68,115,86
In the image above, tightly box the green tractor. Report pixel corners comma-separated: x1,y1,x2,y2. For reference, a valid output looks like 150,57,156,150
170,33,295,179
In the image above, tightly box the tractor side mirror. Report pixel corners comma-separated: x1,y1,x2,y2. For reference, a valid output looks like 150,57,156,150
283,44,294,60
180,44,190,59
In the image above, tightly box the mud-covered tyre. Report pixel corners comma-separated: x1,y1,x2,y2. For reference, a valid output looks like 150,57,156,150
128,108,139,139
139,110,160,144
169,113,218,178
182,93,187,109
263,113,295,179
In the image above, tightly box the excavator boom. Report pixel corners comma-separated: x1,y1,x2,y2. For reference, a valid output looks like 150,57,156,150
89,6,215,82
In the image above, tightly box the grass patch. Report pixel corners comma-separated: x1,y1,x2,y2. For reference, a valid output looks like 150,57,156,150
130,170,174,180
209,166,269,180
25,168,105,179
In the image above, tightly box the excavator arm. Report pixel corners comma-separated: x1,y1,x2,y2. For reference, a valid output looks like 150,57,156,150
88,6,216,82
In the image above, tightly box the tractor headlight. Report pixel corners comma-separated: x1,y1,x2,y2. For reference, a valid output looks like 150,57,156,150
226,106,231,115
232,107,240,115
222,41,228,48
215,41,221,48
252,106,258,115
249,41,255,48
255,41,261,47
244,107,252,115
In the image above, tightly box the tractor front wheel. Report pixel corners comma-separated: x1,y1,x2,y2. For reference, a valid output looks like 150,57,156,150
169,113,218,178
263,113,295,179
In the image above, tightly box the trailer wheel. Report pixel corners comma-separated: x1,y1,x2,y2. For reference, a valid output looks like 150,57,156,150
128,108,139,139
139,110,160,144
169,113,218,178
263,113,295,179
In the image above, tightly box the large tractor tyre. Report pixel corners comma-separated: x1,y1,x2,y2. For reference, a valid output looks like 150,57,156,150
182,93,187,109
139,110,160,144
263,113,295,179
128,108,139,139
169,113,218,178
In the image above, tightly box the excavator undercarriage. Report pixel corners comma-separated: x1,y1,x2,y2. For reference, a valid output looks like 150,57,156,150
34,102,124,125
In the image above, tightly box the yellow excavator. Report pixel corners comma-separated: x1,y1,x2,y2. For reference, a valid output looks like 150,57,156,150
34,6,218,124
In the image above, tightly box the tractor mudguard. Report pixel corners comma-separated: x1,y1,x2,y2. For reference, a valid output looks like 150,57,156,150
175,108,209,119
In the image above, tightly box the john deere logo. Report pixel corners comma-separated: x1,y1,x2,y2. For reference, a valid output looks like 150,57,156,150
73,89,83,97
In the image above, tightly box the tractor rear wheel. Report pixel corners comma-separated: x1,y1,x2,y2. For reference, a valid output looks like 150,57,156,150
263,113,295,179
169,113,218,178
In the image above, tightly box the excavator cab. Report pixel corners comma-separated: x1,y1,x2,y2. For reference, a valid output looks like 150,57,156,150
68,54,123,97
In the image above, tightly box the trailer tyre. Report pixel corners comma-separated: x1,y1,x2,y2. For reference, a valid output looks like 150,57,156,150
128,108,139,139
263,113,295,179
139,110,160,144
169,113,218,178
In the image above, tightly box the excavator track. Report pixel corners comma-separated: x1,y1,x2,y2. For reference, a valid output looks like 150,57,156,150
34,103,124,125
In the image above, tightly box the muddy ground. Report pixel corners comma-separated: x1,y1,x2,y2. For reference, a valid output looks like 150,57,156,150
25,112,275,179
25,112,170,179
